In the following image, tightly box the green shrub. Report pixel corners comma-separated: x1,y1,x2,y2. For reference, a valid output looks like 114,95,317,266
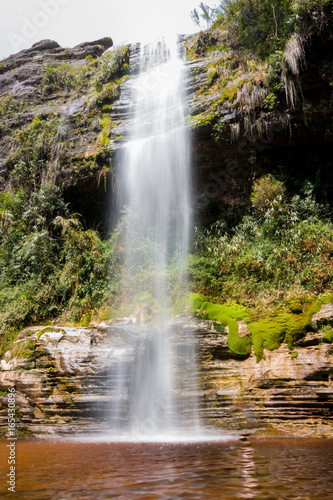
11,115,60,191
213,0,293,56
251,174,286,212
0,94,23,116
0,184,122,344
94,46,129,92
190,177,333,307
211,0,332,57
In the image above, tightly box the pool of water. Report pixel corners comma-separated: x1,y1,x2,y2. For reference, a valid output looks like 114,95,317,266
1,438,333,499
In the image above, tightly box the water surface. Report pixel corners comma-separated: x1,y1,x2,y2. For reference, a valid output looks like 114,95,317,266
1,438,333,499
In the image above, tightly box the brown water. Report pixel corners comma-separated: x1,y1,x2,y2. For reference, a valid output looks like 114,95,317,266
1,438,333,499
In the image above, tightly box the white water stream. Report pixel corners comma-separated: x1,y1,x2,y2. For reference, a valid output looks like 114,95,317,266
111,37,201,439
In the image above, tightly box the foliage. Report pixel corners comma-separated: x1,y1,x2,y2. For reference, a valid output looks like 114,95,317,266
251,174,286,211
213,0,293,56
190,176,333,308
0,184,121,345
42,62,77,94
323,326,333,343
291,0,333,36
11,115,60,192
0,94,23,116
199,0,333,57
41,57,102,96
94,46,130,92
191,3,223,29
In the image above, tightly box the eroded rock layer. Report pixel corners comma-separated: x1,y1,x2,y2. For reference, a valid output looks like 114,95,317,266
0,308,332,438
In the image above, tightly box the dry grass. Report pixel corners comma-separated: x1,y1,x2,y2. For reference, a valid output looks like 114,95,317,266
282,35,306,109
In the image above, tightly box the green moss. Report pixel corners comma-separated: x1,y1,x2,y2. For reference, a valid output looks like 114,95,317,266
189,294,252,357
100,309,113,321
249,313,308,362
198,300,251,324
37,327,53,339
173,295,189,316
188,112,216,129
285,298,303,314
190,293,329,362
226,317,252,357
291,352,299,359
37,327,66,339
97,115,111,147
323,326,333,343
21,340,37,361
189,293,206,314
307,295,333,317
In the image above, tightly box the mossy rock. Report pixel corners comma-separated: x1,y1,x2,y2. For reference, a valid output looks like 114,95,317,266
190,293,330,362
249,313,309,362
37,327,66,339
190,294,252,358
285,298,304,314
322,326,333,343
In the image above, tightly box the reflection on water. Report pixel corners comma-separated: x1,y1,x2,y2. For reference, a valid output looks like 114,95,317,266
1,439,333,499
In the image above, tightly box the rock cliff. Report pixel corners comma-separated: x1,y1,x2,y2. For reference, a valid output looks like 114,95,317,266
0,37,126,234
1,33,332,227
0,302,332,437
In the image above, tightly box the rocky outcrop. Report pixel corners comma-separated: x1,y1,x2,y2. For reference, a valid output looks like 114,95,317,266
0,38,113,99
0,37,124,234
0,325,125,436
195,320,333,438
0,306,332,438
184,31,333,224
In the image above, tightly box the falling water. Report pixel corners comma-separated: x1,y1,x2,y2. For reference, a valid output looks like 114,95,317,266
111,36,200,439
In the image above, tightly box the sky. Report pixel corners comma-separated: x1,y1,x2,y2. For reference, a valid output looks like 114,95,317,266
0,0,216,60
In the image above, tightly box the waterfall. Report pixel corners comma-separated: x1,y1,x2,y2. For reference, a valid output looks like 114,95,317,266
111,36,200,439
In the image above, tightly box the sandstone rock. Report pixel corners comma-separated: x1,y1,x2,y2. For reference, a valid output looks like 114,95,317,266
0,320,332,437
31,40,61,51
195,319,333,438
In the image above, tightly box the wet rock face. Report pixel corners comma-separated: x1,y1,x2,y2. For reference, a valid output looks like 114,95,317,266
0,38,118,234
0,311,332,438
184,36,333,226
195,317,333,438
0,326,117,436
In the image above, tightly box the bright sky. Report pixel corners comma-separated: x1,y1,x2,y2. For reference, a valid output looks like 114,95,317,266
0,0,216,60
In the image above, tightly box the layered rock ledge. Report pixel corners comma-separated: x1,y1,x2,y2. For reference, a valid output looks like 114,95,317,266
0,307,332,438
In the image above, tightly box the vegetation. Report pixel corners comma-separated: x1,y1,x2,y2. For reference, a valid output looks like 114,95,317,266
190,294,252,357
210,0,332,57
0,184,122,347
190,175,333,306
187,0,333,141
0,43,132,357
0,5,332,370
189,175,333,360
40,46,130,98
